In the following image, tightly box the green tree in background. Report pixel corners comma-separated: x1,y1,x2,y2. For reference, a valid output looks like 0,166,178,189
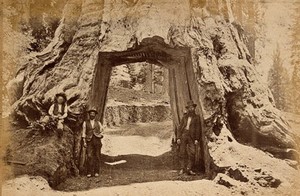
4,0,67,52
290,1,300,114
110,65,131,88
268,45,290,111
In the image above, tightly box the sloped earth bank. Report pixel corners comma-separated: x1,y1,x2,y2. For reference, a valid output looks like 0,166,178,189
3,123,300,195
104,87,171,126
104,103,171,127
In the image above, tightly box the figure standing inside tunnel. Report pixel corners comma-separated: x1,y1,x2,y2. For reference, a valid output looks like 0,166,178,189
177,100,201,175
82,108,104,178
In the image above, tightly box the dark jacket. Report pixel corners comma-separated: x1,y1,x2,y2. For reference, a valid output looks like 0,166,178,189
53,103,66,116
85,120,101,141
177,112,201,141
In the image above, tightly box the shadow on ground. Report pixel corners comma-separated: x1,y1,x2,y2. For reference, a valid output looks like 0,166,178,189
55,151,205,192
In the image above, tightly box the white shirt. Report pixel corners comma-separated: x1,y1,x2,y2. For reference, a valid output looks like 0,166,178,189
185,117,192,130
48,104,68,119
82,120,103,138
90,119,95,128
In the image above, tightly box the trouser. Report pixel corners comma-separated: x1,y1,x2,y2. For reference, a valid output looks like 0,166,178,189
40,116,64,137
56,119,64,137
41,115,50,123
179,135,196,170
86,135,102,175
57,119,64,130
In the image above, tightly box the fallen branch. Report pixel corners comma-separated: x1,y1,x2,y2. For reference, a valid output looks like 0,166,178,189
7,160,27,165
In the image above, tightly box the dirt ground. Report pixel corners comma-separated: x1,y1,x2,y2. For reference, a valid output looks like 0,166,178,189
3,118,300,195
3,127,300,196
56,121,205,191
56,152,204,191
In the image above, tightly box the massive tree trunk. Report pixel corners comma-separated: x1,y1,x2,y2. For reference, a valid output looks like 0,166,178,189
7,0,299,184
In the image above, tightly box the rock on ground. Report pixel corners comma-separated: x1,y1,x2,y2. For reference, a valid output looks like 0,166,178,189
4,128,78,187
208,126,300,195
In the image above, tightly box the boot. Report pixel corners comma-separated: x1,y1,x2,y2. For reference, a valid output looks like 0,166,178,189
179,169,184,175
187,169,196,175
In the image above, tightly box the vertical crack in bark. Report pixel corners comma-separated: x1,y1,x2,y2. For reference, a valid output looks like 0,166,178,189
183,57,193,100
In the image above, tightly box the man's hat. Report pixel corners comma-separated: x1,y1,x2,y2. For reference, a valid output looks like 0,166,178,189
186,100,197,108
55,92,67,101
87,107,98,114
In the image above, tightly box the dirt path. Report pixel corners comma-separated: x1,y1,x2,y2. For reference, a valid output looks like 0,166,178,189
56,152,204,191
56,121,204,191
2,175,235,196
3,122,300,195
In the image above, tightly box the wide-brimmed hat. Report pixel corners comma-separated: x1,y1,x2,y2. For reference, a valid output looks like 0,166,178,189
55,92,67,101
186,100,197,108
87,107,98,114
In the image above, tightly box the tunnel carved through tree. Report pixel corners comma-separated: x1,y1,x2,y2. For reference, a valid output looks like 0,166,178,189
88,36,213,175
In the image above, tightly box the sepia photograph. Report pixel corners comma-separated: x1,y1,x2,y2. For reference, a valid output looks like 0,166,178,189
1,0,300,195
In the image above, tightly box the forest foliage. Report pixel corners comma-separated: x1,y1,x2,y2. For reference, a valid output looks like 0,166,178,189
268,1,300,114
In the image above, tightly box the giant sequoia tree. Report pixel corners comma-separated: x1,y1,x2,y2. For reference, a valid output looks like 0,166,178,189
7,0,299,186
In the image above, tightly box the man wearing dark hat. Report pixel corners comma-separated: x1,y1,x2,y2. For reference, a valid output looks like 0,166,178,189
48,92,68,136
82,108,104,178
177,100,201,175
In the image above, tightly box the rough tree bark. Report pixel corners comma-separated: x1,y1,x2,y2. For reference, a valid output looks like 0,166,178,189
7,0,299,185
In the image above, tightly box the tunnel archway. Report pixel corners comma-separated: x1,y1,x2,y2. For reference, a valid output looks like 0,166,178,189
89,36,210,174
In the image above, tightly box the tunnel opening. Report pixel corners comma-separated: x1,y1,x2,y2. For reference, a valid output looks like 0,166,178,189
84,36,212,187
104,61,171,127
103,60,173,157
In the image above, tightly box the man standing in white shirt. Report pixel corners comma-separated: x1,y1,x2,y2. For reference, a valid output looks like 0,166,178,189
82,108,104,178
